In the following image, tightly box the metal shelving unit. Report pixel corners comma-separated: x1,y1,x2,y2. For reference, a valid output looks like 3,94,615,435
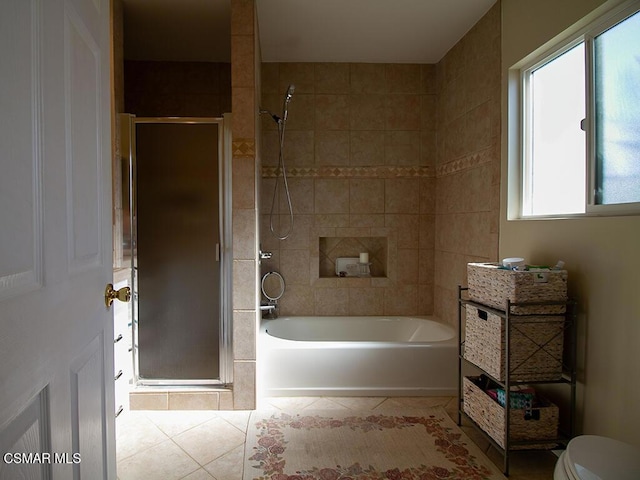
457,285,577,476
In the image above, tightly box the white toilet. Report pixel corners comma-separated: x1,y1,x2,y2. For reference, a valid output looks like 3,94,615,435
554,435,640,479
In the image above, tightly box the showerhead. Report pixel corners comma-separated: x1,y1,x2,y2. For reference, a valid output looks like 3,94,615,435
285,84,295,103
282,84,295,122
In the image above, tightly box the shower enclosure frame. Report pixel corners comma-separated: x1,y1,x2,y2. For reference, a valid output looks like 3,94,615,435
123,114,233,387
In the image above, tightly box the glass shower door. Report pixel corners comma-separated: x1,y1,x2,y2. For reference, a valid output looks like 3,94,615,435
135,120,222,383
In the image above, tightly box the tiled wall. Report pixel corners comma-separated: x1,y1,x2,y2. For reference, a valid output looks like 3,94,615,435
259,63,437,316
259,4,501,325
434,3,501,325
124,60,231,117
230,0,260,410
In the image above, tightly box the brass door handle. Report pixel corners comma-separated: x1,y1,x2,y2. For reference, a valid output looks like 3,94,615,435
105,283,131,308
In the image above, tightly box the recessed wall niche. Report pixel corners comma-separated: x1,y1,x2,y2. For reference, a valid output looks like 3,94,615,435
319,237,387,278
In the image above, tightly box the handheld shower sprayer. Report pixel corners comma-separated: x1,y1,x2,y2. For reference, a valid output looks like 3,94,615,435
260,84,296,240
259,84,295,125
282,84,295,122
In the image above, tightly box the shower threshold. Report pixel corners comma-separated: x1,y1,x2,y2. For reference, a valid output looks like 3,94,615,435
129,385,234,411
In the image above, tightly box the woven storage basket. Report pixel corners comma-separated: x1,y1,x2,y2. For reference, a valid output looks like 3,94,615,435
463,375,559,450
467,263,568,314
464,304,565,381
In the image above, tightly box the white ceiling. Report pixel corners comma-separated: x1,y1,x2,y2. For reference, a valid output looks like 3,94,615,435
123,0,497,64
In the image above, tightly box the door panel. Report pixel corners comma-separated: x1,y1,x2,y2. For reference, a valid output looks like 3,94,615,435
136,122,221,381
0,0,114,478
0,0,44,301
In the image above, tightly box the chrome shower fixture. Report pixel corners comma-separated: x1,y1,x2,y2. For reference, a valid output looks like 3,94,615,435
284,84,295,103
260,109,281,124
265,84,296,240
259,84,295,125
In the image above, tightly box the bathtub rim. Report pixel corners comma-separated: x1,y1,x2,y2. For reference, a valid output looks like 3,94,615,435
260,315,457,347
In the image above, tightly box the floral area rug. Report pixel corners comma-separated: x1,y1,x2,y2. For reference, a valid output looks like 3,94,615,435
243,406,505,480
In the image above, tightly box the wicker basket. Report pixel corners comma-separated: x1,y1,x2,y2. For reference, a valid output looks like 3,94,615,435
467,263,567,314
464,304,565,381
463,375,559,450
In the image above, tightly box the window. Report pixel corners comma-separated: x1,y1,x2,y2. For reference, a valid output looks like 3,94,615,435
516,3,640,217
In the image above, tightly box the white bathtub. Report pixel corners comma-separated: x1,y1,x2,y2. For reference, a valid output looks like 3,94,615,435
259,316,458,397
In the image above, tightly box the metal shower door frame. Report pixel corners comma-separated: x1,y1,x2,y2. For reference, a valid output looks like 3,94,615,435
128,115,233,387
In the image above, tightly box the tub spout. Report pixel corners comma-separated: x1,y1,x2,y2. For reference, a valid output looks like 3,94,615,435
260,303,277,319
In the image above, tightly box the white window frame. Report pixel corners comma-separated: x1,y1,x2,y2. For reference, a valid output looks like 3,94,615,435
511,0,640,219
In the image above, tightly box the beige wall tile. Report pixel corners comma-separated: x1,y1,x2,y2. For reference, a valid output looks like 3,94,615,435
168,392,220,410
233,209,256,259
348,288,385,315
261,63,279,94
278,214,312,250
280,249,311,286
350,95,386,130
315,95,350,130
384,131,421,165
279,284,314,315
232,87,255,138
279,63,315,94
315,130,350,166
315,179,349,213
230,0,254,36
232,260,256,310
286,94,315,131
386,64,422,94
219,391,234,410
315,287,349,315
350,131,385,166
385,94,421,131
384,179,420,214
233,361,255,409
284,178,315,214
129,392,169,410
285,130,315,166
396,249,420,285
349,179,384,214
315,63,350,94
231,35,254,88
384,285,418,315
350,64,387,93
233,311,256,360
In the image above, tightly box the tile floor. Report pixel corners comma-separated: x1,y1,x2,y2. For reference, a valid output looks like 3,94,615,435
116,396,558,480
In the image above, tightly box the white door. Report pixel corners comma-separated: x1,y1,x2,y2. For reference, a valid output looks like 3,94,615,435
0,0,115,478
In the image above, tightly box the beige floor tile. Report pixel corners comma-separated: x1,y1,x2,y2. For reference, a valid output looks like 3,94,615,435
324,397,386,410
375,396,454,410
204,444,244,480
215,410,252,433
173,417,245,466
485,447,558,479
303,397,351,410
181,468,216,479
116,397,557,480
116,411,170,462
261,396,318,410
144,410,218,438
117,439,200,480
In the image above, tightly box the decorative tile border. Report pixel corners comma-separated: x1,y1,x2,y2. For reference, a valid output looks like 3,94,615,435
232,139,256,157
262,165,434,179
436,146,496,177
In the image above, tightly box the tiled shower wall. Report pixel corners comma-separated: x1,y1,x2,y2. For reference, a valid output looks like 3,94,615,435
434,3,501,325
259,3,501,324
259,63,438,316
123,60,231,117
